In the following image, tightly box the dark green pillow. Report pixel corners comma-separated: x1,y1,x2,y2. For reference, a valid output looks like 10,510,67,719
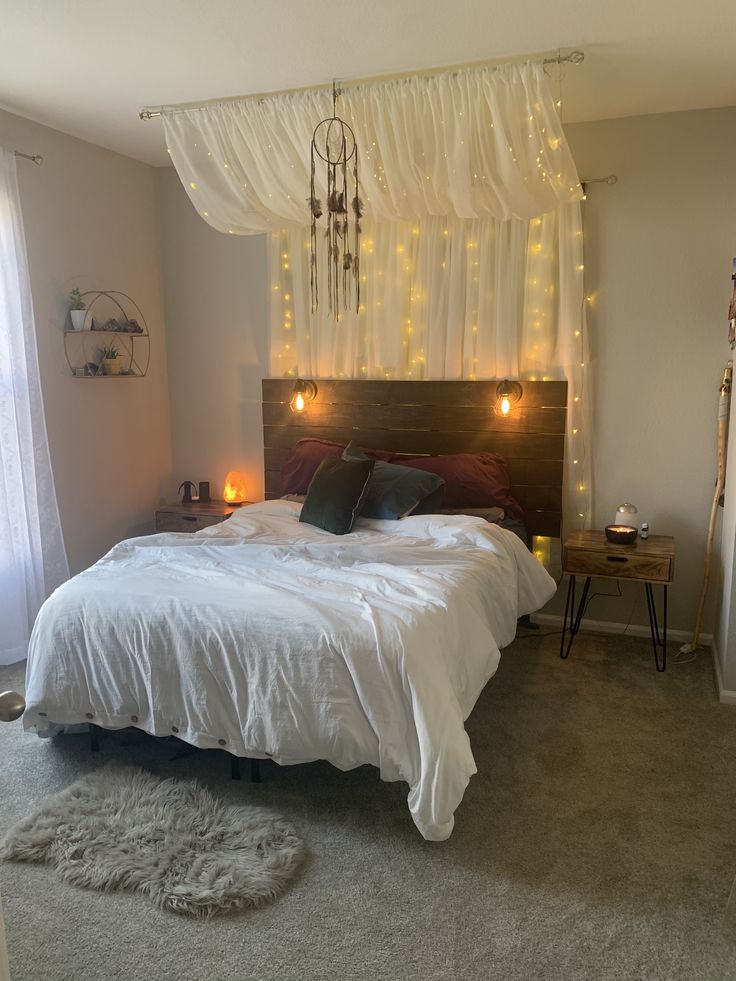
342,441,445,519
299,456,375,535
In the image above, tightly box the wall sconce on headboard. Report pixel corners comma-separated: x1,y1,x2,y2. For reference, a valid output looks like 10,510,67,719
290,378,318,413
495,379,523,417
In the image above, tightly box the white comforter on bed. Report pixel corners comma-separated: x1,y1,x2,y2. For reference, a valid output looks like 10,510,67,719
24,500,555,840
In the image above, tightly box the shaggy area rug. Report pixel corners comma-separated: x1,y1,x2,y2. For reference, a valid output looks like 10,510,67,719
0,765,304,917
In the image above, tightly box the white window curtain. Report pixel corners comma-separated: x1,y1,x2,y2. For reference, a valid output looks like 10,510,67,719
0,146,68,665
162,62,591,527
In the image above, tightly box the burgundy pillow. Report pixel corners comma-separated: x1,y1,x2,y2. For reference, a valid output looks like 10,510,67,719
391,452,524,519
281,437,394,496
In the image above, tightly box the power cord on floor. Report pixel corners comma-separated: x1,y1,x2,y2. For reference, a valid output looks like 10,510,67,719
514,629,562,641
665,647,699,665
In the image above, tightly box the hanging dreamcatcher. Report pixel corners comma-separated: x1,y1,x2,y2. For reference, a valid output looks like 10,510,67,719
309,81,362,318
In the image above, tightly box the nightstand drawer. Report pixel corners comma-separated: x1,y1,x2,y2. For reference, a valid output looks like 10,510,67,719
564,547,672,583
155,512,227,533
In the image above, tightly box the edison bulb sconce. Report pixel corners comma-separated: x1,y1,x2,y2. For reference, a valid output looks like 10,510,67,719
290,379,318,413
495,379,523,417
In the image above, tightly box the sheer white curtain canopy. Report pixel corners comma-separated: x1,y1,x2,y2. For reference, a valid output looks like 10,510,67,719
161,62,591,529
163,62,582,230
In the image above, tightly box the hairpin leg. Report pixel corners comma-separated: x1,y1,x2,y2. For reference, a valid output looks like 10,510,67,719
560,575,575,659
250,759,261,784
560,575,591,660
645,582,668,672
89,723,100,753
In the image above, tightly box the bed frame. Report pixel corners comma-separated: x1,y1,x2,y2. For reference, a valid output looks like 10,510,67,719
262,378,567,539
86,378,566,775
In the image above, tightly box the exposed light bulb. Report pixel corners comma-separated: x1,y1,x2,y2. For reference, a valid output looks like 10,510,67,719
500,396,511,416
294,392,305,412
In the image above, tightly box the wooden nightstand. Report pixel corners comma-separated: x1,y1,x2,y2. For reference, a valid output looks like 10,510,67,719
560,530,675,671
154,500,243,533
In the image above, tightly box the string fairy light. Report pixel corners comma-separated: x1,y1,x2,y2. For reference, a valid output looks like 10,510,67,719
263,96,588,526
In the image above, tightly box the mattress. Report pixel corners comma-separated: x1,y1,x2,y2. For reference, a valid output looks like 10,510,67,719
24,500,555,840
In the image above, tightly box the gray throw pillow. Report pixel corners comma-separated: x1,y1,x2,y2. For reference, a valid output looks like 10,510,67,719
342,441,445,520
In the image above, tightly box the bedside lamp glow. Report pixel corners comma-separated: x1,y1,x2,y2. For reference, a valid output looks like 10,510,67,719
223,471,247,505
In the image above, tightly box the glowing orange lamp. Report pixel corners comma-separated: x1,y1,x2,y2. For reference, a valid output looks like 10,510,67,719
223,471,247,505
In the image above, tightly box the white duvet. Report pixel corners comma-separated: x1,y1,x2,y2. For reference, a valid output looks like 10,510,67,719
25,500,555,840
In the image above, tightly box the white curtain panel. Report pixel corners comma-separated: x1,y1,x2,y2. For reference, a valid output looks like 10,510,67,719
0,146,68,664
269,208,590,528
162,62,590,529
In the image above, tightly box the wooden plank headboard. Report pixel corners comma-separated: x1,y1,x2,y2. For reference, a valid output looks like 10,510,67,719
262,379,567,538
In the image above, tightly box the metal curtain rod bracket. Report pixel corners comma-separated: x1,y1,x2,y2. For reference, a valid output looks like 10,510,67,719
139,49,585,120
543,50,585,66
14,150,43,165
580,174,618,190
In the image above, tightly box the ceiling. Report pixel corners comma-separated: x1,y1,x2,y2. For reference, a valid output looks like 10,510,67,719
2,0,735,166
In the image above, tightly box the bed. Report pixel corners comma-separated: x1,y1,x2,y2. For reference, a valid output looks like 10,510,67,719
24,379,566,840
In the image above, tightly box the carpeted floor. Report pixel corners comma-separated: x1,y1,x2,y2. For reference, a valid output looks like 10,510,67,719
1,632,736,981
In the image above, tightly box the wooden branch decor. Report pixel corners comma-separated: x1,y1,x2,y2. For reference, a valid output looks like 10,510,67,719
681,360,733,653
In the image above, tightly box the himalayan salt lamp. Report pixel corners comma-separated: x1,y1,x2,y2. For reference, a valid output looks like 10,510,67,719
223,471,247,505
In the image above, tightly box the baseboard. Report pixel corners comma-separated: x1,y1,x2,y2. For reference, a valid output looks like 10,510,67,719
710,636,736,705
533,613,709,647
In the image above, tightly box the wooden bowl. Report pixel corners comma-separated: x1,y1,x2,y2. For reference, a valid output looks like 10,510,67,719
605,524,638,545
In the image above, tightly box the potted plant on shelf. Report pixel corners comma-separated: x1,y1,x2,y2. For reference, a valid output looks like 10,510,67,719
99,343,121,375
68,288,86,330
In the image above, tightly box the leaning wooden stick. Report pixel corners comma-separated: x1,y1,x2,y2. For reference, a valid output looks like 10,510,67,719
681,360,732,654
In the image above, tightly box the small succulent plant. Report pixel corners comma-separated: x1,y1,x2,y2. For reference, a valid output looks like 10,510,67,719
68,288,86,311
100,344,119,360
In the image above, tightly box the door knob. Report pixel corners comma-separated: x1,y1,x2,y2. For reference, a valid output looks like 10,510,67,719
0,691,25,722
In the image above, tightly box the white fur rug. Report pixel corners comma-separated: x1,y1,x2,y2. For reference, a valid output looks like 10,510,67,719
0,765,304,917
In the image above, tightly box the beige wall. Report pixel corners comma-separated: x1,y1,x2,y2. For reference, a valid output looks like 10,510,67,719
155,106,736,639
562,108,736,635
155,167,268,503
0,109,172,574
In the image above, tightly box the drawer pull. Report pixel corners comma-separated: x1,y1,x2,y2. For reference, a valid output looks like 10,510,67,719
182,515,197,522
606,555,628,563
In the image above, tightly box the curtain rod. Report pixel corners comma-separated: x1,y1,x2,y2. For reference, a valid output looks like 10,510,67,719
14,150,43,165
139,49,584,120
